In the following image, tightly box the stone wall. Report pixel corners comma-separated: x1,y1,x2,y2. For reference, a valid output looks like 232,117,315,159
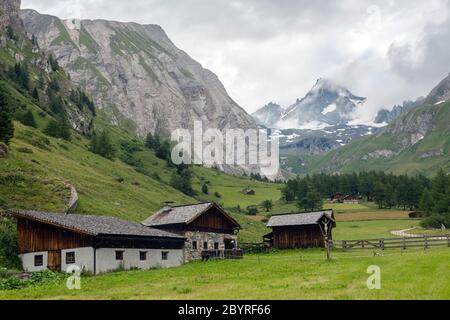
183,231,238,262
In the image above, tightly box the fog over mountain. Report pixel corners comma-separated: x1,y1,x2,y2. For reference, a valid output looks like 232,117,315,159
22,0,450,119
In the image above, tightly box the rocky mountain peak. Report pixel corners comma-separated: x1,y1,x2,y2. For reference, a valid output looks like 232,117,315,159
20,9,256,139
251,102,282,127
425,72,450,105
253,78,366,129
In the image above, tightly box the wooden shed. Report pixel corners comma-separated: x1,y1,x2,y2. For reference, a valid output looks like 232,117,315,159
10,210,185,274
242,188,256,195
265,210,336,249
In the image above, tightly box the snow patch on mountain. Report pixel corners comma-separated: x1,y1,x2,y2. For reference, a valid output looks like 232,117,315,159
322,104,337,115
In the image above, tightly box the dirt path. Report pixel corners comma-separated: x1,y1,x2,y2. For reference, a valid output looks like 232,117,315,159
391,227,421,238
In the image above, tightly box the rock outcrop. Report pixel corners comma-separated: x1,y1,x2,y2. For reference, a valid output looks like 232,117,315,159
0,0,20,31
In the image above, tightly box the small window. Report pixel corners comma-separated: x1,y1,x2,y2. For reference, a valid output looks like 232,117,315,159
115,251,124,261
66,252,75,264
139,251,147,261
192,241,198,250
34,255,43,267
161,251,169,261
203,242,208,250
214,242,219,250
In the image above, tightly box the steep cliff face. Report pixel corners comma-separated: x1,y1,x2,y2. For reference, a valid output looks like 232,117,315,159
0,0,21,30
20,10,256,138
0,1,94,135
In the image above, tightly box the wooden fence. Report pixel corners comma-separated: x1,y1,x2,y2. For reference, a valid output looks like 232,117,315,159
240,242,269,253
332,234,450,250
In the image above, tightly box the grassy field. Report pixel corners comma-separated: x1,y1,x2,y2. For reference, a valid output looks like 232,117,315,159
1,248,448,300
333,220,421,240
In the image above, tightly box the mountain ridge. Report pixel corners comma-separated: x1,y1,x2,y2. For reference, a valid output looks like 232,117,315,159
20,9,256,138
301,73,450,176
252,78,366,130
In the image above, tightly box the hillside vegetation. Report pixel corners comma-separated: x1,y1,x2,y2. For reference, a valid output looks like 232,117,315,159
305,101,450,176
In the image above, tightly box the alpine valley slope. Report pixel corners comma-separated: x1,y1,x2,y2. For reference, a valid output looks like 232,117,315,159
305,73,450,176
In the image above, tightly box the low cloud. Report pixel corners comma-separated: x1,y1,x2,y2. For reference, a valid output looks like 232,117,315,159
23,0,450,119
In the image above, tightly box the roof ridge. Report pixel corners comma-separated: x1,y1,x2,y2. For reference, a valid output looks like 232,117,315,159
270,209,333,217
168,202,213,208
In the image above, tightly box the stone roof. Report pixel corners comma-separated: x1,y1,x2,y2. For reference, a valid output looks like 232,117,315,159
142,202,240,228
10,210,184,239
267,210,335,228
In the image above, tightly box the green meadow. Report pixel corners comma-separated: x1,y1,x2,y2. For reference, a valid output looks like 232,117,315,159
1,248,448,300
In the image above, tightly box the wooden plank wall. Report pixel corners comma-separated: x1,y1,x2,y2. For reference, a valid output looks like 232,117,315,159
272,225,327,249
17,219,93,254
189,208,236,234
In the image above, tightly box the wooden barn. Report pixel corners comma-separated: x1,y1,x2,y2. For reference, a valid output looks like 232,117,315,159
142,202,242,261
341,195,359,204
331,193,344,203
264,210,336,249
10,210,185,274
332,194,358,204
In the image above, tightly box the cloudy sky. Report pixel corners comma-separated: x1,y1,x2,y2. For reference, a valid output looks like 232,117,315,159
22,0,450,119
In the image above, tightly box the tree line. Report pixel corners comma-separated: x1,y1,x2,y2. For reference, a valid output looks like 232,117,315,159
282,171,450,227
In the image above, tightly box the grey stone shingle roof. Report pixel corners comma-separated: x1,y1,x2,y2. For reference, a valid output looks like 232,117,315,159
267,210,335,228
142,202,240,228
11,210,184,239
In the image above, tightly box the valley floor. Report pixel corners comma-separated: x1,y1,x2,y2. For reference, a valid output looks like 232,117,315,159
1,248,449,300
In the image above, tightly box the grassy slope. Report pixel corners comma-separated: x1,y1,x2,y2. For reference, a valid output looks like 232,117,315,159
288,102,450,176
1,248,449,300
0,120,283,241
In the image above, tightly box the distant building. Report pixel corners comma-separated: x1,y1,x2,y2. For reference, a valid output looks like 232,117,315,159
332,193,358,204
331,193,344,203
264,210,336,249
408,211,424,219
11,210,185,274
242,188,256,195
142,202,242,261
341,195,359,204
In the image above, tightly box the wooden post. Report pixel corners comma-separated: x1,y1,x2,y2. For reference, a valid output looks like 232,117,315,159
447,235,449,248
403,237,406,250
325,236,331,261
424,236,428,249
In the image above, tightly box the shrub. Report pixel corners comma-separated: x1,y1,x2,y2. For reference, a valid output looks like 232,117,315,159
20,110,37,128
0,217,21,269
246,205,259,215
421,214,450,229
90,131,116,160
44,117,71,141
16,147,33,154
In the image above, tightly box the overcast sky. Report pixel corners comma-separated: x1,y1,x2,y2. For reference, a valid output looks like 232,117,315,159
22,0,450,119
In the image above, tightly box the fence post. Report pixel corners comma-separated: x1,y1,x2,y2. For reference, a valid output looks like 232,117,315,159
403,237,406,250
380,239,385,250
343,240,347,250
447,235,449,248
424,236,428,249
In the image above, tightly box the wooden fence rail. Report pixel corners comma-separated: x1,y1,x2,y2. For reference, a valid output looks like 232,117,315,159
332,234,450,250
240,242,269,253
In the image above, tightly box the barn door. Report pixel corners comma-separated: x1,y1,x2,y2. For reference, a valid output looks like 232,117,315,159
47,250,61,271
